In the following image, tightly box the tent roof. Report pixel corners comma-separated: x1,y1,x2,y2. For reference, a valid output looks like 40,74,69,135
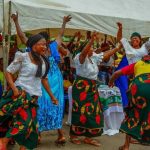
11,0,150,21
1,0,150,38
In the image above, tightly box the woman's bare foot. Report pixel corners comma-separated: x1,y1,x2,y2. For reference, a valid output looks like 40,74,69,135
119,145,129,150
83,138,101,147
70,135,81,145
55,136,66,146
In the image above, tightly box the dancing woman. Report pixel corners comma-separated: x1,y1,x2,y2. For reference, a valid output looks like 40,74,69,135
11,12,71,145
0,34,58,150
109,41,150,150
70,32,121,146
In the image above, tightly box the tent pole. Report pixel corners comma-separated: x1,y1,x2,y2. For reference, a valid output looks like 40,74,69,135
2,0,7,90
7,1,12,66
2,0,12,90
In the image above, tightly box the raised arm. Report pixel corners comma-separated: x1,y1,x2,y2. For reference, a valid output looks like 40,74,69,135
11,12,28,44
73,32,82,49
67,32,77,47
103,43,122,61
66,32,78,53
56,15,72,46
116,22,122,42
79,32,96,64
58,46,68,57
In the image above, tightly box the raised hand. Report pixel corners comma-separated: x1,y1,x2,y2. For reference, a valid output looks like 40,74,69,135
96,33,100,42
91,31,97,40
11,11,18,22
56,15,72,46
74,31,82,39
63,15,72,24
117,22,122,29
77,31,82,38
74,32,78,37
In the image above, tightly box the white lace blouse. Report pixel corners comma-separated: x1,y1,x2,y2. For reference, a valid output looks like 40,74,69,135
74,52,103,80
121,38,148,64
7,51,46,96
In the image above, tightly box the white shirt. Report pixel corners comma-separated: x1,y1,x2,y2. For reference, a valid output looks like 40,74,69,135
7,51,46,96
121,38,148,64
74,52,103,80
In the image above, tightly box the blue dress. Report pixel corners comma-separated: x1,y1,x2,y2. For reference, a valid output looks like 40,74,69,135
115,56,129,107
37,41,64,132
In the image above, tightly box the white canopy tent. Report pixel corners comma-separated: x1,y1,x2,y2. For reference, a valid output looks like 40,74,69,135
1,0,150,38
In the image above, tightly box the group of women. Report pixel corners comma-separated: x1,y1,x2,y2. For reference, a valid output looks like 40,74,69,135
109,22,150,150
0,13,149,150
0,12,71,150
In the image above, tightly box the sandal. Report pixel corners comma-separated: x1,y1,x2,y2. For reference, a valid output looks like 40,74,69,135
55,137,66,144
70,136,81,145
84,138,101,147
130,139,139,144
55,137,66,146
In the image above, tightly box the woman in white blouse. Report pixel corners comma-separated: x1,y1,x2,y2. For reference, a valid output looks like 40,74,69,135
116,22,149,147
117,22,148,64
70,32,121,146
0,34,58,150
115,23,149,108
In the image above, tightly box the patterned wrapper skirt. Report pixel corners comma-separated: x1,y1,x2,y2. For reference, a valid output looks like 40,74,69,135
120,73,150,144
70,76,103,137
0,87,38,149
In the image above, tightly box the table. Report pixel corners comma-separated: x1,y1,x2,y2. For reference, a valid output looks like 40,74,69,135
98,85,125,136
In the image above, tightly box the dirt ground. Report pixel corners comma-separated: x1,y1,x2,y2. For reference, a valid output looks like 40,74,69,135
9,116,149,150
